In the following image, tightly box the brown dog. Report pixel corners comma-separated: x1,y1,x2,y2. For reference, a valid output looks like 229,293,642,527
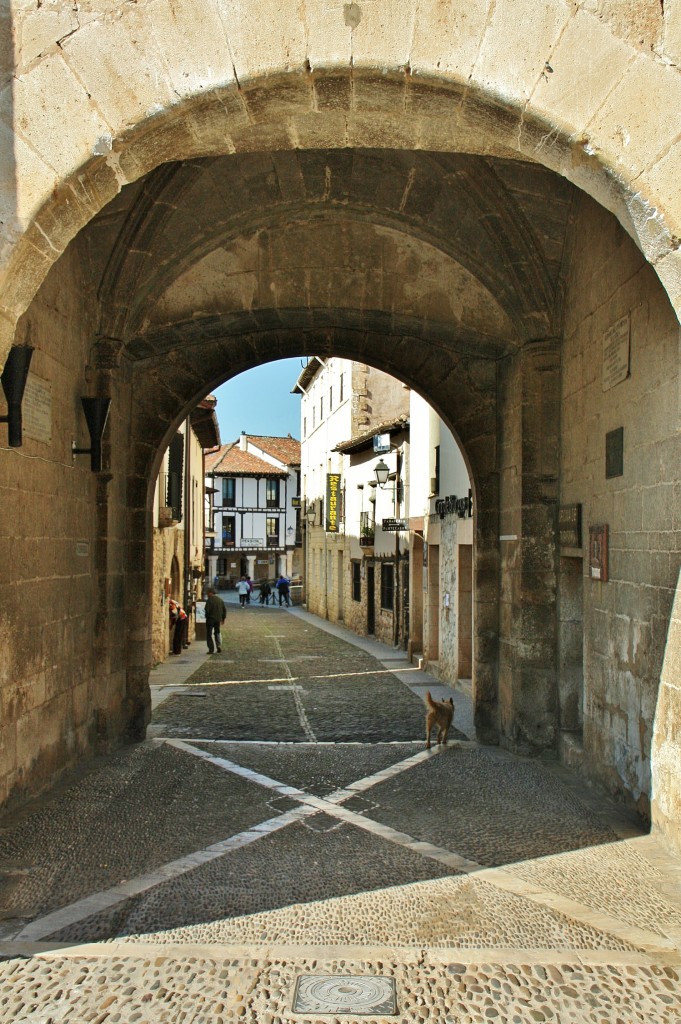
425,690,454,749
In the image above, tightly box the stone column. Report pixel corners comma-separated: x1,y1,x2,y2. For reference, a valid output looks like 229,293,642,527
498,339,560,754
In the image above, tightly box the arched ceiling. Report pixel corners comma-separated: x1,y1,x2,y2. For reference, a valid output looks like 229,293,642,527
82,148,576,366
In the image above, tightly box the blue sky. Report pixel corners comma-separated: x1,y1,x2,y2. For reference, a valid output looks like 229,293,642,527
212,357,305,444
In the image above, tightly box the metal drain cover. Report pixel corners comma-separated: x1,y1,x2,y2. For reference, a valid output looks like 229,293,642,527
292,975,397,1015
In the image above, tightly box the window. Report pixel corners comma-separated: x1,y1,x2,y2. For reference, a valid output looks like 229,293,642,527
320,395,324,420
329,385,333,411
266,516,279,546
433,446,441,496
360,509,374,545
222,516,236,547
217,557,227,576
222,477,236,507
266,478,280,508
339,373,344,402
303,416,307,438
380,563,394,610
352,561,361,602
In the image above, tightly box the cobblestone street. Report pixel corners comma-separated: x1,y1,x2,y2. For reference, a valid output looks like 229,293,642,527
1,604,680,1022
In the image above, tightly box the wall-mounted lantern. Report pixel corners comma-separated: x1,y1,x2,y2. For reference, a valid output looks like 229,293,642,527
72,396,111,472
373,458,390,488
0,346,34,447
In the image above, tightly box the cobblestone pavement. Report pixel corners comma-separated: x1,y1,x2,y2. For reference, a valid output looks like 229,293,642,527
1,605,681,1022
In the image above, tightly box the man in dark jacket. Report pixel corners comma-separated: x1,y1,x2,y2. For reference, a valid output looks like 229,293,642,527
204,588,227,653
276,575,290,606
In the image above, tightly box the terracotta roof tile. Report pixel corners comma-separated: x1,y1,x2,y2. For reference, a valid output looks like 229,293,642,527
244,434,301,465
205,442,287,476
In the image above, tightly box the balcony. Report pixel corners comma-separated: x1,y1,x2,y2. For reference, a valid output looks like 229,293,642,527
359,529,375,548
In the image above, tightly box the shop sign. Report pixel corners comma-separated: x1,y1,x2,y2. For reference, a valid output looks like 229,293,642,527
435,490,473,519
326,473,341,532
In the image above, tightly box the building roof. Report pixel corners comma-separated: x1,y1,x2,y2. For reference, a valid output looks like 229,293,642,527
333,415,409,454
247,434,301,466
291,356,325,395
190,394,220,449
205,441,289,477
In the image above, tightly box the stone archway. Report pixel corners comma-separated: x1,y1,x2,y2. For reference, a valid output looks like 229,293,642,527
1,4,679,847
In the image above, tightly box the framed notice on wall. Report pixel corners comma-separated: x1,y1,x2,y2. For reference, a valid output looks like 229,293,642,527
602,315,630,391
589,523,609,582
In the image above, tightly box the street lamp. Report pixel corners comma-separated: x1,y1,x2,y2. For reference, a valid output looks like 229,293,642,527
305,504,317,525
373,458,390,488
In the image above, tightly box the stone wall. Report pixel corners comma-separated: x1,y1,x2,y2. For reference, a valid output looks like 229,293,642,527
652,568,681,848
0,239,132,808
561,194,680,819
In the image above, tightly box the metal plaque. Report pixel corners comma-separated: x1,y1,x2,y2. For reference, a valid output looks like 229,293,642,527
292,975,397,1015
605,427,624,479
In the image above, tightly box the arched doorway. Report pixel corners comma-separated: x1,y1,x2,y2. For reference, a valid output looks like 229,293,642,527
0,46,678,846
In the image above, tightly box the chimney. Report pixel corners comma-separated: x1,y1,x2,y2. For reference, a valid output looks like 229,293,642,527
240,431,248,452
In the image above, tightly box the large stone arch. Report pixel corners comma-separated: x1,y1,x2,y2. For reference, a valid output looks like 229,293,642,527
1,0,679,848
2,0,681,356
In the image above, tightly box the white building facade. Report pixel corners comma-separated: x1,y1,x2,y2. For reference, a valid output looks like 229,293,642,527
205,433,301,589
408,392,473,683
296,358,473,685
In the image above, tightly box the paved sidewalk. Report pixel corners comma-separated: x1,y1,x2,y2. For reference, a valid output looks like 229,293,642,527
1,605,680,1022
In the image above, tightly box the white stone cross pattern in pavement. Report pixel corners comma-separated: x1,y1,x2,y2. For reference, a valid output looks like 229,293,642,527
12,736,678,960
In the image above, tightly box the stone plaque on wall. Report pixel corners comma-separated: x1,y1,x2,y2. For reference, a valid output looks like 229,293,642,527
22,373,52,444
602,315,630,391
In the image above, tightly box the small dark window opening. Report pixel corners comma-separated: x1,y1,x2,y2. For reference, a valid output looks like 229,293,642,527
167,433,184,521
380,563,394,610
352,561,361,602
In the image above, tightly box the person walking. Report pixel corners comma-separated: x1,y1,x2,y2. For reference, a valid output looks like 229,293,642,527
259,580,272,605
275,574,290,607
245,575,253,604
236,575,250,607
204,587,227,654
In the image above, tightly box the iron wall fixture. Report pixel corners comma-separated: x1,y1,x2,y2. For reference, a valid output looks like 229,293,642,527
0,346,34,447
72,396,111,472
